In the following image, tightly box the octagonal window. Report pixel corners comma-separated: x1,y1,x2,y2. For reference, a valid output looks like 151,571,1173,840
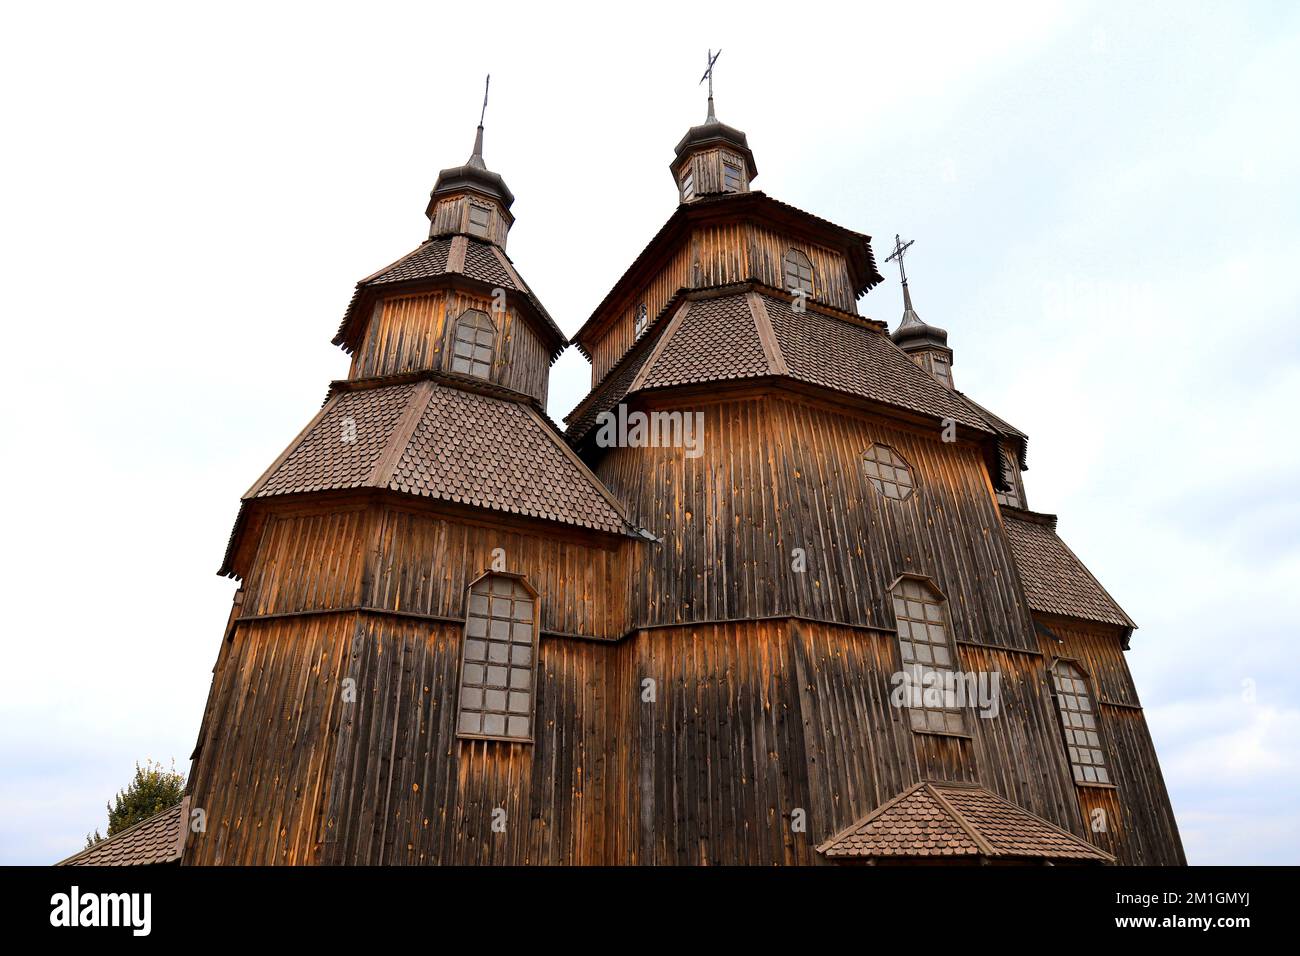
863,443,916,501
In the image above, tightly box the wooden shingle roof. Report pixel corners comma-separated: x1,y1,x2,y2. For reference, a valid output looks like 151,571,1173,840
333,236,565,357
817,782,1113,863
242,379,631,537
56,803,184,867
565,289,994,443
1002,508,1136,632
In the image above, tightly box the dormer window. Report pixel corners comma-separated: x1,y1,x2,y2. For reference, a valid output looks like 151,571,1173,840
681,169,695,201
783,249,814,295
450,309,496,380
634,303,648,338
722,162,742,193
467,203,492,239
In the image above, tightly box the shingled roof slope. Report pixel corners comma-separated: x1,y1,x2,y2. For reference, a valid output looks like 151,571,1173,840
246,380,630,536
566,290,994,444
57,803,183,867
817,782,1113,863
642,295,769,388
334,237,564,354
763,295,991,433
1002,509,1135,630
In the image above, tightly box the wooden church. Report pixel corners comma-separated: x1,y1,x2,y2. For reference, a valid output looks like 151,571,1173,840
157,76,1185,867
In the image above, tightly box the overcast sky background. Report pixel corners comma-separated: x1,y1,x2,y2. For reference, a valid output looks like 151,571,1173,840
1,0,1296,865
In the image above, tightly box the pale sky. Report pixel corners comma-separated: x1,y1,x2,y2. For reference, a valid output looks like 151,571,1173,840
2,0,1296,865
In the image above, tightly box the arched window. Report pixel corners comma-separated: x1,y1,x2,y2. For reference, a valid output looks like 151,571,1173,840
891,576,965,734
783,249,814,295
863,443,916,501
634,303,648,338
457,573,539,741
1050,661,1110,784
450,309,496,380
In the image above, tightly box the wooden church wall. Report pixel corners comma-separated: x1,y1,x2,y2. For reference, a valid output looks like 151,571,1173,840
349,288,549,405
236,499,630,640
183,612,357,865
596,393,1037,653
587,225,856,384
183,610,1117,865
364,503,631,641
746,224,855,313
1035,616,1186,865
320,617,636,865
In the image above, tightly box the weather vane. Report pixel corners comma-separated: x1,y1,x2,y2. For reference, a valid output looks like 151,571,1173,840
885,233,915,287
480,74,490,127
699,49,721,98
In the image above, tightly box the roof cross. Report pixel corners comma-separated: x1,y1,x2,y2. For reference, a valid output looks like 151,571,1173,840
884,233,915,286
699,49,721,98
479,74,490,127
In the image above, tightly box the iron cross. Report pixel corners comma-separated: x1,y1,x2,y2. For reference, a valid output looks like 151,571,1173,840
699,49,722,97
885,233,915,286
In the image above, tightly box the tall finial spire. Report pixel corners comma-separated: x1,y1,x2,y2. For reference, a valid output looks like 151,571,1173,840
468,74,490,169
699,49,721,122
886,233,955,387
885,233,916,313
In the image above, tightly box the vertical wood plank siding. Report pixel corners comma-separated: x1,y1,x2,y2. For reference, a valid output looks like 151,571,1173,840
596,394,1036,650
589,225,855,384
1036,616,1187,864
183,388,1181,864
350,289,548,404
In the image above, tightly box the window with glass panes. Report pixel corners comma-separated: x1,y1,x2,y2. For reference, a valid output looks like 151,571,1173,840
783,249,814,294
863,443,916,501
450,309,496,379
467,203,492,238
457,575,538,741
1051,661,1110,784
892,578,966,734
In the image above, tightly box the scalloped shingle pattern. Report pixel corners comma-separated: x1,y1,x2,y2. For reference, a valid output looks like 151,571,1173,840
391,385,626,534
255,384,417,496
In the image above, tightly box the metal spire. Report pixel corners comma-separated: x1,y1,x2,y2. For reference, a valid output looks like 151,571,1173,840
468,74,490,169
885,233,918,315
699,49,721,122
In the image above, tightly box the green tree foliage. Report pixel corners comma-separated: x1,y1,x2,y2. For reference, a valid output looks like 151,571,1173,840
85,759,185,848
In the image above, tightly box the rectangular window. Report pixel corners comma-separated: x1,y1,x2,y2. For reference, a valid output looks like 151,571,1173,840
457,575,538,741
467,203,492,239
1052,663,1110,784
681,170,695,201
930,355,953,389
995,447,1021,508
892,579,966,735
722,163,742,193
